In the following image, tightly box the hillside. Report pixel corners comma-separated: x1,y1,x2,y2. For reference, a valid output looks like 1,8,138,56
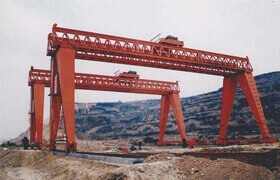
74,71,280,141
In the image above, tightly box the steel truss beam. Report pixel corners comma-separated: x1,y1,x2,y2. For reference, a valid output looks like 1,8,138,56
47,24,252,76
29,70,180,95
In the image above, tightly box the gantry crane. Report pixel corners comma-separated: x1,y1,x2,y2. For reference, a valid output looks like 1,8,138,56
28,67,191,150
44,24,275,151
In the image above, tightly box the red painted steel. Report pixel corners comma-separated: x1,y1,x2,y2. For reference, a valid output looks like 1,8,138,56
29,83,45,149
219,77,238,139
29,86,36,146
29,69,180,95
237,73,270,137
33,84,45,149
56,48,76,151
157,94,191,148
49,59,61,149
218,72,273,144
43,24,275,149
47,24,252,76
29,68,186,150
169,93,188,147
216,138,277,144
158,95,171,145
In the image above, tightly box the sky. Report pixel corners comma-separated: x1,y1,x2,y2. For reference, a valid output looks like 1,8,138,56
0,0,279,141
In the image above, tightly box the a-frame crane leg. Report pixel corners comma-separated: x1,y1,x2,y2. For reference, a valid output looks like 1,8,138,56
219,77,238,141
218,72,275,144
169,93,187,148
236,73,270,138
157,95,171,145
49,58,61,149
56,47,76,152
30,83,45,149
49,96,61,149
33,84,45,149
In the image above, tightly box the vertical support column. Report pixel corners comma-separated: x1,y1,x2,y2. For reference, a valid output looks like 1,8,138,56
33,83,45,149
30,116,36,145
169,93,187,148
237,73,270,138
56,47,76,151
30,86,36,145
157,95,170,145
219,77,238,140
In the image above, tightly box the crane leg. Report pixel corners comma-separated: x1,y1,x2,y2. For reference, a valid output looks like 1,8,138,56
219,77,238,141
30,116,36,147
30,87,36,147
56,47,76,152
33,84,45,149
169,93,187,148
237,73,270,138
49,58,61,150
50,96,61,149
217,73,273,144
157,95,170,145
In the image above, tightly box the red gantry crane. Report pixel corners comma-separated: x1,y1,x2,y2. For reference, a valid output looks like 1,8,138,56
28,67,190,149
44,24,275,151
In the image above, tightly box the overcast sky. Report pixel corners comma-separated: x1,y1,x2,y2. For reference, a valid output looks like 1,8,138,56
0,0,279,140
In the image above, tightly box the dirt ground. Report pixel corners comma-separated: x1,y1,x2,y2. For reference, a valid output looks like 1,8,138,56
1,146,280,180
0,148,118,180
77,139,280,154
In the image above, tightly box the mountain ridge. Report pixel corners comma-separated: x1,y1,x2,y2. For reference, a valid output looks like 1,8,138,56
12,71,280,143
74,71,280,141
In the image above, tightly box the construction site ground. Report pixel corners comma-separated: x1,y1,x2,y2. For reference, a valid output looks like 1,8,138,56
1,140,280,180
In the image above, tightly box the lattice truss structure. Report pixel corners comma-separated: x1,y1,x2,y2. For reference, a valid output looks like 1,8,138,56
29,24,275,151
47,25,252,77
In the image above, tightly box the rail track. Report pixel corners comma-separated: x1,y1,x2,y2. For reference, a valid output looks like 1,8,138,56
51,149,280,170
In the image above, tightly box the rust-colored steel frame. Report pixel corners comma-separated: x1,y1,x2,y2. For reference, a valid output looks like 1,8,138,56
29,67,188,150
45,24,275,149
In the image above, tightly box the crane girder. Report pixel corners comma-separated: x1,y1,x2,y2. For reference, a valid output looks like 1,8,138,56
47,24,252,76
28,69,180,95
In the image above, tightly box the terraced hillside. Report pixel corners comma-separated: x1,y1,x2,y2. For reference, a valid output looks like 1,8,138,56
74,71,280,141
